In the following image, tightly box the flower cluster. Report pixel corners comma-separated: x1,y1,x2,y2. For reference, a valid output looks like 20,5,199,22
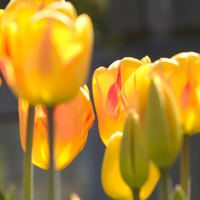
0,0,199,200
93,52,200,200
0,0,94,199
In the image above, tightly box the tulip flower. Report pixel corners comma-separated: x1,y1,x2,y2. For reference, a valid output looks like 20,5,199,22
149,52,200,199
144,76,182,168
92,56,151,146
8,0,65,10
102,132,160,200
150,52,200,135
18,85,95,170
0,1,93,105
144,76,182,200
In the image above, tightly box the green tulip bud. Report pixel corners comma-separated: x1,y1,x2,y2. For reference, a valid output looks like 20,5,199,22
120,111,149,189
144,76,182,168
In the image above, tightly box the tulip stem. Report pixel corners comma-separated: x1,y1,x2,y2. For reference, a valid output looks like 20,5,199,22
23,106,35,200
180,134,190,200
47,106,56,200
132,189,140,200
159,167,172,200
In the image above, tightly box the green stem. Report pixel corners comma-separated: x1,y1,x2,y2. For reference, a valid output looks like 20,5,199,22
159,167,172,200
47,107,56,200
23,106,35,200
132,189,140,200
180,134,190,200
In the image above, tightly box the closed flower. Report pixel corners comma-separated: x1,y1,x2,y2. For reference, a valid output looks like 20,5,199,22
144,76,182,168
0,1,93,105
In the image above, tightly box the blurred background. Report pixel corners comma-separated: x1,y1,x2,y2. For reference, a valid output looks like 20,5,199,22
1,0,200,199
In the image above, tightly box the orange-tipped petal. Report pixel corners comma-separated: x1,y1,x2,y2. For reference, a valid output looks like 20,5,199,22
19,86,95,170
93,57,146,146
54,86,95,170
92,67,126,146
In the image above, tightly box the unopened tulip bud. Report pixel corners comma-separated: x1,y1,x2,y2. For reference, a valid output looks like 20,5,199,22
144,76,182,168
120,112,149,189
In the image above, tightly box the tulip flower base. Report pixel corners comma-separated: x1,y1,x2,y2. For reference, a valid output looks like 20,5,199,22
132,189,140,200
159,168,172,200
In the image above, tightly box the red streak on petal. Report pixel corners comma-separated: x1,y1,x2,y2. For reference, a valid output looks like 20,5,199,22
179,82,191,110
5,38,10,57
85,110,93,124
42,106,48,116
117,62,121,90
42,118,48,129
105,83,120,117
38,3,45,11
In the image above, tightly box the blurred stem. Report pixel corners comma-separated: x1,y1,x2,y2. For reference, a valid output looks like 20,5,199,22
180,134,190,200
132,189,140,200
47,107,58,200
159,167,172,200
23,106,35,200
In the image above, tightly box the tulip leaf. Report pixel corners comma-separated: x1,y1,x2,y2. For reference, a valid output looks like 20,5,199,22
172,185,187,200
0,189,4,200
5,184,15,200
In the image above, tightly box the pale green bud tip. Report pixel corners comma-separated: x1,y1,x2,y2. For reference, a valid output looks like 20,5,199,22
172,185,187,200
120,111,149,189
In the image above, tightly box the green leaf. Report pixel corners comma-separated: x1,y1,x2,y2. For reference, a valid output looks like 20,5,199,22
173,185,187,200
0,189,4,200
5,184,15,200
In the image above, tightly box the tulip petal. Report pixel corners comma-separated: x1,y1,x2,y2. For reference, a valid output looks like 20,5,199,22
47,1,77,21
101,132,133,200
140,162,160,199
122,64,151,122
108,57,143,87
151,54,200,135
93,67,125,146
19,86,94,170
54,86,95,170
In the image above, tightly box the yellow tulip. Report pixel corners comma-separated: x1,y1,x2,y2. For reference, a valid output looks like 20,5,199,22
0,9,4,86
102,132,160,200
92,56,151,146
18,85,95,170
0,1,93,105
144,76,182,168
9,0,64,8
150,52,200,135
